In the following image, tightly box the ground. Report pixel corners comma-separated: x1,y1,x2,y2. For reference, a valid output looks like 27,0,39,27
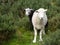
2,28,43,45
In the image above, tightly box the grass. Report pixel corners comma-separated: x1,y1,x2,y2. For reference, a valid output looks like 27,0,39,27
0,0,60,45
2,28,42,45
1,28,60,45
1,16,60,45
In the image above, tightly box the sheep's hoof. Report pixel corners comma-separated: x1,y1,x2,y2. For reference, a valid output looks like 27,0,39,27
33,40,36,43
39,39,43,42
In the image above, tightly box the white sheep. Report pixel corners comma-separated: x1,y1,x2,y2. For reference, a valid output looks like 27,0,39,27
25,8,48,43
32,8,48,43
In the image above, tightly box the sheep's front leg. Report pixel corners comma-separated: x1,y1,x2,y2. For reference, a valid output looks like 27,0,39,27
42,27,45,35
39,29,43,41
33,28,37,43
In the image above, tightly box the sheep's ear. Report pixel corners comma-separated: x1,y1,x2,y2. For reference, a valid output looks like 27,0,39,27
45,9,47,11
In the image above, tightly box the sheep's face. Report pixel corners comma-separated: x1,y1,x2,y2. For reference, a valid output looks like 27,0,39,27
25,8,33,16
37,8,47,19
37,8,47,13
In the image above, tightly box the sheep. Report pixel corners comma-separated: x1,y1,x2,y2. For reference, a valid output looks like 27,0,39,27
24,8,35,23
24,8,48,43
32,8,48,43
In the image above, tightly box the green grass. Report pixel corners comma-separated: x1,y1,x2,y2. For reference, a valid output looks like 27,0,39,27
2,28,42,45
0,0,60,45
1,16,60,45
1,28,60,45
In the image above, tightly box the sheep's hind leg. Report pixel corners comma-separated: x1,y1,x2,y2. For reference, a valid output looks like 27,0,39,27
42,27,45,35
39,29,43,41
33,27,37,43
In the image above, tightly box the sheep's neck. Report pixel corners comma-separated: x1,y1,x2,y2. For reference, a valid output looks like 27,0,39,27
28,10,35,22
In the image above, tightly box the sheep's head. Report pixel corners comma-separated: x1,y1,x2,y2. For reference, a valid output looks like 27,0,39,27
36,8,47,19
37,8,47,13
24,8,34,16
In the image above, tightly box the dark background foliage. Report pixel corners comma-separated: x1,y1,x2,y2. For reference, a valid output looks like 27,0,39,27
0,0,60,45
